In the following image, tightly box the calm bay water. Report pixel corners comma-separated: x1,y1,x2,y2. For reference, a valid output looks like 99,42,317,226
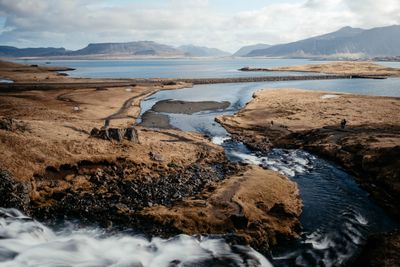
15,58,327,78
14,58,400,96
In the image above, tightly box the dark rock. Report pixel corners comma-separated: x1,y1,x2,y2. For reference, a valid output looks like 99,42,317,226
90,126,138,143
30,160,235,232
90,127,115,141
125,127,138,142
90,127,100,136
230,214,249,229
108,128,125,142
351,231,400,267
0,117,14,131
0,170,31,212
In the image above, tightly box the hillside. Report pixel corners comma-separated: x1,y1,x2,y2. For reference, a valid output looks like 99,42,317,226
233,44,271,57
246,25,400,57
0,46,66,57
178,45,229,57
70,41,183,56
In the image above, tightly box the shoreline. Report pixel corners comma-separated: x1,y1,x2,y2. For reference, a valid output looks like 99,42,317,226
239,61,400,77
0,74,376,92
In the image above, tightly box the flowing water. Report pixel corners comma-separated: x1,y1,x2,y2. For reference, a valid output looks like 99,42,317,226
0,79,14,83
2,59,400,266
0,208,272,267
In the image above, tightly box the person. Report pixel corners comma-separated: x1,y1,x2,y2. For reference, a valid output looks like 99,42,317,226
341,119,347,129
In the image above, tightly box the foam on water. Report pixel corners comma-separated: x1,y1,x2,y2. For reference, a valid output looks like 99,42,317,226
211,136,231,145
228,148,314,177
0,208,272,267
0,79,14,83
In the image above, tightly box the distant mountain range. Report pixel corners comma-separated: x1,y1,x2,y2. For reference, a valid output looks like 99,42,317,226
1,25,399,59
233,44,271,57
0,46,67,57
0,41,229,58
244,25,400,58
70,41,183,57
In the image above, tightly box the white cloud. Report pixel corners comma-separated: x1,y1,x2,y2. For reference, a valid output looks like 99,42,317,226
0,0,399,52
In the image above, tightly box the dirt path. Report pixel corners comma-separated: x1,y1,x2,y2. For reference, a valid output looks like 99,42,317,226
103,89,155,127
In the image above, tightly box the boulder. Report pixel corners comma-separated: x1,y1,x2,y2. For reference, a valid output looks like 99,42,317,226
108,128,125,142
90,126,138,143
125,127,138,142
0,117,14,131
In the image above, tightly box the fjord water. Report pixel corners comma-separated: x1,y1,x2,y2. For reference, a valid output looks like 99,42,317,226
15,58,321,78
3,59,399,266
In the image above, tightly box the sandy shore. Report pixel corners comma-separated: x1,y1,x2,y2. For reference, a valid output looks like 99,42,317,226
240,61,400,77
218,88,400,219
0,61,302,251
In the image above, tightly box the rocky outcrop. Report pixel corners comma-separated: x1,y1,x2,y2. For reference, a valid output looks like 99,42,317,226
0,117,30,132
0,170,31,212
90,127,138,142
0,156,303,252
142,166,302,252
28,158,239,229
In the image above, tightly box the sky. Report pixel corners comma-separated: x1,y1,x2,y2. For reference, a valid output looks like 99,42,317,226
0,0,399,53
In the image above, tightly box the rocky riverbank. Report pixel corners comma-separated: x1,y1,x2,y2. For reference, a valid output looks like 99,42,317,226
217,89,400,219
217,88,400,266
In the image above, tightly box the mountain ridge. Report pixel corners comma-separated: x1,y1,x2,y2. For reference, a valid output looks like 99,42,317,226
233,44,271,57
245,25,400,57
178,45,230,57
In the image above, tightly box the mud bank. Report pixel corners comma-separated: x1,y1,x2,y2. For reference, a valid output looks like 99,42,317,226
152,100,230,114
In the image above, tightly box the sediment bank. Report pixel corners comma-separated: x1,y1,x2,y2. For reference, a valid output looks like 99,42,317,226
239,61,400,77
